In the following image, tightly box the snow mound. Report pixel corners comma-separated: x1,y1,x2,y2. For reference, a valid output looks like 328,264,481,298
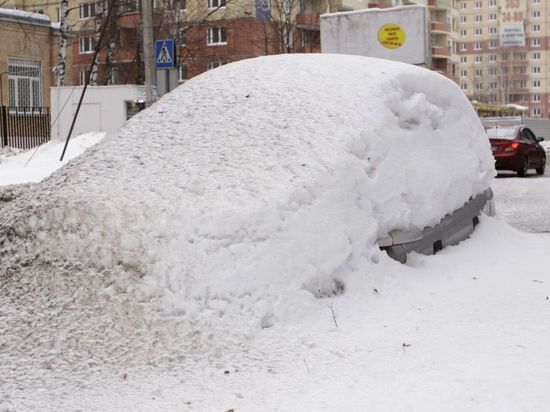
0,55,495,394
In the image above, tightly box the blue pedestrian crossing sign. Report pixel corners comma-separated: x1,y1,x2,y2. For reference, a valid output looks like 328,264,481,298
155,39,175,69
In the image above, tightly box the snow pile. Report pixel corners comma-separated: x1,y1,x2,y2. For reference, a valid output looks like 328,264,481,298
0,132,105,186
0,54,497,409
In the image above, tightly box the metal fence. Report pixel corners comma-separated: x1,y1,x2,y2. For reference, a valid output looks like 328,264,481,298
0,106,51,149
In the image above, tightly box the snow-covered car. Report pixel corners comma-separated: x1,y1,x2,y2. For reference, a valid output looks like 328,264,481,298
0,54,497,409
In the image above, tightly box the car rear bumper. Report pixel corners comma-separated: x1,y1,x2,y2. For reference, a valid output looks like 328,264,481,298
493,152,523,171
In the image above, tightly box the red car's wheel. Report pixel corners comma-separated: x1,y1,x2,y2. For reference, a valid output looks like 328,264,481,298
536,156,546,175
518,156,529,177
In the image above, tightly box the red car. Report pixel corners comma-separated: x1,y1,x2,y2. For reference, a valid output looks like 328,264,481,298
486,125,546,176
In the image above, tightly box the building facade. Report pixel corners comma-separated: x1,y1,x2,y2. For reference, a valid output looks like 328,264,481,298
456,0,549,118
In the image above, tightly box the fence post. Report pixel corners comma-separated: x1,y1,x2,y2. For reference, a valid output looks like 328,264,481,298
1,106,7,147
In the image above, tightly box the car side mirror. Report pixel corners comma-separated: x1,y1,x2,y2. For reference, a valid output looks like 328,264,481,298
537,136,545,142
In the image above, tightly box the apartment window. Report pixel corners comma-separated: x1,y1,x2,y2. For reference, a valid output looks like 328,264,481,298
460,29,467,37
532,10,541,18
460,15,467,23
460,69,468,77
460,1,467,9
532,38,541,47
474,55,483,64
474,1,482,8
178,64,187,81
459,43,467,51
461,83,468,91
207,61,226,70
519,80,527,88
460,56,467,63
532,52,541,60
489,40,497,48
79,36,96,53
489,54,497,62
533,66,541,74
488,0,496,5
532,24,541,32
488,27,497,35
474,15,482,23
532,80,541,88
79,69,86,85
533,108,541,117
207,27,227,45
490,82,497,89
474,28,482,36
488,13,496,21
7,57,42,108
208,0,226,8
108,67,118,84
489,67,497,75
533,94,541,102
532,0,540,4
179,28,187,46
474,42,482,50
475,82,483,91
79,2,96,19
474,69,483,76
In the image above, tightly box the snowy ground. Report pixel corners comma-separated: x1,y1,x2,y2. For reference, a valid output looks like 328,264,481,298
1,55,550,411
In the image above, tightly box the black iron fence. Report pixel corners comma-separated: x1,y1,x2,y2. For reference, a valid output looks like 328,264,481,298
0,106,51,149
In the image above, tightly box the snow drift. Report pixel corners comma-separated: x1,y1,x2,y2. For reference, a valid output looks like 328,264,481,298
0,54,496,408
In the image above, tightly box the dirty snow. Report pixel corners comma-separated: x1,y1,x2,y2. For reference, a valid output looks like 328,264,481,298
3,54,550,411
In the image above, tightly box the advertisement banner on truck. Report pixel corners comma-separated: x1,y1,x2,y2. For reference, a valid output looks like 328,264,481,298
320,6,428,65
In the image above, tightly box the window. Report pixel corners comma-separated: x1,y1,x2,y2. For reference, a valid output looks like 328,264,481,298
490,82,497,89
474,42,482,50
208,0,226,8
488,13,496,21
460,29,467,37
460,69,468,77
489,40,497,48
488,27,497,35
474,28,482,36
79,69,86,85
79,2,96,19
533,10,541,18
474,1,482,8
489,67,497,75
79,36,96,53
474,55,483,64
461,83,468,91
207,27,227,45
532,38,541,47
178,64,187,81
532,80,541,88
519,80,527,88
460,15,467,23
533,52,541,60
8,57,42,109
533,108,541,117
474,15,482,23
459,43,467,51
475,82,483,91
460,56,467,63
532,0,540,4
533,94,541,102
489,0,496,5
108,67,118,84
533,66,541,74
489,54,497,62
207,61,226,70
474,68,483,76
179,28,187,46
460,1,467,9
532,24,541,32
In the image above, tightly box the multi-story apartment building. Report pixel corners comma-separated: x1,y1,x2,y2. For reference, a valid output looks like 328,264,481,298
456,0,549,118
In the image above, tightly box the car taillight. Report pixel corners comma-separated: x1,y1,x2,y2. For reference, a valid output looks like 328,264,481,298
504,142,520,152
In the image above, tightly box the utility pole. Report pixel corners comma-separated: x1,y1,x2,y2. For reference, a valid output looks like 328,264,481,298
142,0,156,106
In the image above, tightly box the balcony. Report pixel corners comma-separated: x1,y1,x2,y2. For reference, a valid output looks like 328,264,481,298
296,13,320,31
428,0,452,9
432,46,451,58
431,22,450,34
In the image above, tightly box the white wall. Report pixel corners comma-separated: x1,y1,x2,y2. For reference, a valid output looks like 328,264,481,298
50,85,147,140
320,6,429,66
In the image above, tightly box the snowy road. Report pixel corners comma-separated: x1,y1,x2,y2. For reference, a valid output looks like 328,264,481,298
492,167,550,233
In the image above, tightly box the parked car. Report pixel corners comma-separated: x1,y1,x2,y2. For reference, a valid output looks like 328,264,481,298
485,124,546,176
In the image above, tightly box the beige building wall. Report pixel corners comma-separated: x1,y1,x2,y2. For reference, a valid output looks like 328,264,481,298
0,13,57,107
456,0,550,118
